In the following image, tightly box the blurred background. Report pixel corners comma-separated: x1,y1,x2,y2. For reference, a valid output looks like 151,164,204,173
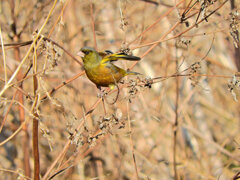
0,0,240,179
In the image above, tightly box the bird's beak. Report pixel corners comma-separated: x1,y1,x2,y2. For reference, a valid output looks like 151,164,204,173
77,51,84,58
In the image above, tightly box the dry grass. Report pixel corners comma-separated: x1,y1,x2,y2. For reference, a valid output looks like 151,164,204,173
0,0,240,179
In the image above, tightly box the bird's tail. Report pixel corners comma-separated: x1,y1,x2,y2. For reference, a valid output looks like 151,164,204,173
116,53,141,61
103,53,141,63
126,70,142,76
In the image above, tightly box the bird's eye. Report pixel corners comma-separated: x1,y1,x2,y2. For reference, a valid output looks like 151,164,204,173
85,51,89,55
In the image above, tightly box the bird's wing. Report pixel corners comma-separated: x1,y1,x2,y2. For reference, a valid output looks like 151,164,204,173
101,52,141,64
98,50,114,58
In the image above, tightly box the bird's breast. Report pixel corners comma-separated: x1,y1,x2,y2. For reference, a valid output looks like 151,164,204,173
84,63,125,87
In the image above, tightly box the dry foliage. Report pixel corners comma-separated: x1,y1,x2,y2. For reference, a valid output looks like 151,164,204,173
0,0,240,179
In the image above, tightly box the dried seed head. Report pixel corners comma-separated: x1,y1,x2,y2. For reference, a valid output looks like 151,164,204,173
189,62,201,87
228,75,240,102
229,10,240,48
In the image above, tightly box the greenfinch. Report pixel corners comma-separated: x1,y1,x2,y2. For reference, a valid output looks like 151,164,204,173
78,47,141,90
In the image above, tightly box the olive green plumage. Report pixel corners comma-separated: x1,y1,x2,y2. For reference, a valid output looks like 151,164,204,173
80,47,141,89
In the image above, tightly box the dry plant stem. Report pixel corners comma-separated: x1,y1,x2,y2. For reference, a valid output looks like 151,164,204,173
0,168,31,180
42,1,228,179
127,102,139,180
0,40,33,48
231,171,240,180
0,92,38,146
0,91,17,133
139,0,159,5
90,0,97,50
129,0,185,46
109,85,120,105
42,141,72,180
183,124,240,162
182,0,199,20
41,71,85,100
230,0,240,71
182,0,194,16
133,0,228,50
132,10,203,49
30,71,233,105
0,26,12,133
0,27,7,84
93,152,104,180
1,0,58,178
10,0,31,174
57,131,109,173
0,37,83,66
173,49,180,180
14,40,31,178
137,21,180,62
47,107,116,179
33,113,40,180
48,0,71,37
0,64,33,101
43,75,235,178
32,40,40,180
102,97,107,115
42,98,102,180
44,37,83,66
0,0,58,97
48,165,73,180
0,100,34,146
42,71,235,178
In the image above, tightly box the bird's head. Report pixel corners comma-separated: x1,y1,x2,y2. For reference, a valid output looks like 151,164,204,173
77,47,98,64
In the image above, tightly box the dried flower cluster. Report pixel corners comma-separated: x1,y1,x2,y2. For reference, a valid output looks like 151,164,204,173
228,75,240,101
229,10,240,48
189,62,201,87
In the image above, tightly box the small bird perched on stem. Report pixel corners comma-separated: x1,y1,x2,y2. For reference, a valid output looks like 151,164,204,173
78,47,141,99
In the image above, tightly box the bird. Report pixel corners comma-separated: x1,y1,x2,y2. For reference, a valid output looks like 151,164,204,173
77,47,141,90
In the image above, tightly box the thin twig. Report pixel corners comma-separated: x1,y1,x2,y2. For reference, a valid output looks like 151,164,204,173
0,0,58,97
128,0,185,46
42,98,102,179
0,26,7,84
90,0,97,50
173,44,179,180
10,0,31,175
48,0,71,37
132,0,227,52
0,91,17,133
127,101,139,180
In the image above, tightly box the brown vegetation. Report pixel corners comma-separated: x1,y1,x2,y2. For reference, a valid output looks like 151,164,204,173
0,0,240,179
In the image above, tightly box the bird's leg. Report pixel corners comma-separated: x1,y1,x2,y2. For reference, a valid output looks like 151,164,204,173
97,86,107,99
97,86,107,115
